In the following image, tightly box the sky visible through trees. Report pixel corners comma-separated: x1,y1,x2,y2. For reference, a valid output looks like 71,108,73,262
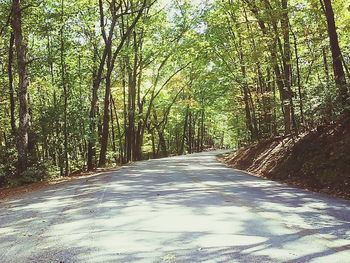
0,0,349,186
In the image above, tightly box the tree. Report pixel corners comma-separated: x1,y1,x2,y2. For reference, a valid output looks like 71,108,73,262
98,0,150,167
11,0,29,174
321,0,349,106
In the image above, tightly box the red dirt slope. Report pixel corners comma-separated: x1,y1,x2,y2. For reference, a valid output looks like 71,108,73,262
224,114,350,199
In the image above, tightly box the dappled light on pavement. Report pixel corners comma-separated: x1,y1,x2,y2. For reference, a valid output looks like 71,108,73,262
0,151,350,262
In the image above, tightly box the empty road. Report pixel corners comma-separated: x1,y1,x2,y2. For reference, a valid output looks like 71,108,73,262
0,151,350,262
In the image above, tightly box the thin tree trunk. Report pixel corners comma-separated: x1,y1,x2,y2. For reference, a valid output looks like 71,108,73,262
188,111,192,154
247,87,259,139
109,95,117,164
126,56,135,162
242,86,255,141
179,106,189,155
150,128,156,158
200,109,205,151
322,47,330,83
112,96,124,164
60,0,69,176
239,41,256,141
290,23,304,126
122,61,128,163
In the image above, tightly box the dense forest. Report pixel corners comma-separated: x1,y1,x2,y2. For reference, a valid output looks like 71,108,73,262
0,0,349,187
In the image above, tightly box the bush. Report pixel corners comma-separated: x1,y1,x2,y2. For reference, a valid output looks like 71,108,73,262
0,146,17,188
0,144,58,187
19,161,58,185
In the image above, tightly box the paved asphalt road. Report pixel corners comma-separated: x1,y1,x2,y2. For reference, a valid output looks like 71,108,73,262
0,151,350,263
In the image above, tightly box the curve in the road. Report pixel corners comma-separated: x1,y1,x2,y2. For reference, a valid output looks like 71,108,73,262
0,151,349,262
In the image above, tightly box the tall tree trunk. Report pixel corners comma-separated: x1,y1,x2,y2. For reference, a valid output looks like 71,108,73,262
239,46,257,141
322,0,349,106
99,21,143,166
11,0,29,174
87,53,107,169
245,0,292,134
98,78,111,167
8,32,16,135
47,34,60,166
126,57,135,162
60,0,69,176
242,86,255,141
122,61,128,163
291,24,304,126
130,33,139,162
239,50,255,139
247,87,259,139
266,67,276,135
281,0,295,133
87,0,115,170
98,51,112,167
109,95,117,164
87,30,111,170
87,47,98,170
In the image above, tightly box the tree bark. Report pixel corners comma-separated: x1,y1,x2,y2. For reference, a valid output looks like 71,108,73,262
179,106,189,155
290,23,304,126
8,32,16,135
98,1,147,166
11,0,29,174
322,0,349,106
245,0,293,134
111,96,124,164
109,95,117,164
281,0,295,133
98,51,112,167
87,0,117,170
60,0,69,176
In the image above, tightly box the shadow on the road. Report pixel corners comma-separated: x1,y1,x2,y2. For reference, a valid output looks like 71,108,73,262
0,152,349,262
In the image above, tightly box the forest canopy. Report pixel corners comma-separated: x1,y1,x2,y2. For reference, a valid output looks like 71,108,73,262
0,0,349,186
